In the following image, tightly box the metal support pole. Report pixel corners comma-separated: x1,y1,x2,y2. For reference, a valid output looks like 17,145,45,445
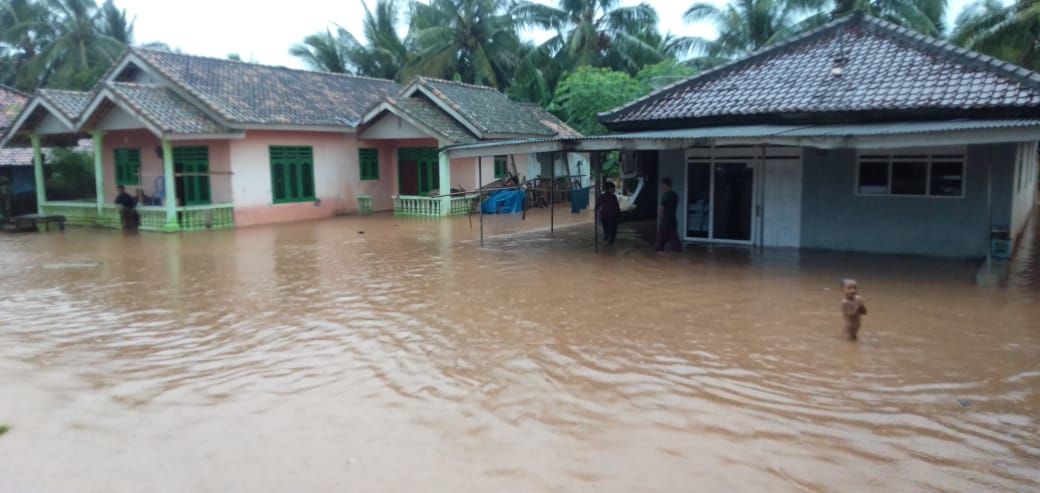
478,156,484,247
986,148,993,275
758,144,767,249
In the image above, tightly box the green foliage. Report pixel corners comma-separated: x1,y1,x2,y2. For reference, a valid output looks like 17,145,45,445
952,0,1040,71
548,66,651,135
0,0,133,91
45,147,95,201
831,0,947,36
636,59,696,90
290,0,408,80
0,425,9,436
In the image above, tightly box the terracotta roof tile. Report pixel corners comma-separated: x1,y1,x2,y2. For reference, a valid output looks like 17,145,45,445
0,85,28,129
105,82,229,134
132,48,401,126
386,97,478,145
37,89,92,122
416,78,562,137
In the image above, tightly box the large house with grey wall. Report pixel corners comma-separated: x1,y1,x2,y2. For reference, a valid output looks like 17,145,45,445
0,48,577,231
445,13,1040,258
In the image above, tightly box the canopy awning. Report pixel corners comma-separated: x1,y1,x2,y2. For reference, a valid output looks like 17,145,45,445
442,119,1040,158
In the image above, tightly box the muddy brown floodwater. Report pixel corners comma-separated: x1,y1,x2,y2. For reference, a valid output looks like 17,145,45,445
1,208,1038,492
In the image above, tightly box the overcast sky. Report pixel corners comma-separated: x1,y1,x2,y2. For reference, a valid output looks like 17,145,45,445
117,0,983,69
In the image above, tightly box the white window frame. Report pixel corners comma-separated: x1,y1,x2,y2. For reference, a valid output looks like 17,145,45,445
854,147,967,199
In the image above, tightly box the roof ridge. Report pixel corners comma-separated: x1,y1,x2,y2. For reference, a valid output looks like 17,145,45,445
0,84,29,98
600,13,861,121
37,88,91,96
416,76,498,91
130,47,400,85
857,14,1040,90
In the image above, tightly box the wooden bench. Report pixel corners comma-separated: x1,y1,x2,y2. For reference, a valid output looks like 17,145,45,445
2,214,66,232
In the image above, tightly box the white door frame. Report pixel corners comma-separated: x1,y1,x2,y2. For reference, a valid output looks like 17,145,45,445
683,150,762,246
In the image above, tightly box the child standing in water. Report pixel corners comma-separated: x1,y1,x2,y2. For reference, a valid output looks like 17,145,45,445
841,279,867,341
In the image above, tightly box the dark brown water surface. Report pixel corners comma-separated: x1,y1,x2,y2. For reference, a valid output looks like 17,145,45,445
1,209,1038,492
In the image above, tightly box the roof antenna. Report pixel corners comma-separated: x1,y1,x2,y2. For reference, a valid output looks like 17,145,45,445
831,15,850,77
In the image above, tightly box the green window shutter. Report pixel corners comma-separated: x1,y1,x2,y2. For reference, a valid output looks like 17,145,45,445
494,156,507,179
173,146,211,206
269,146,315,203
114,148,141,186
359,148,379,180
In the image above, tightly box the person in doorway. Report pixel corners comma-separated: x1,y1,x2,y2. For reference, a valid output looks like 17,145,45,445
655,177,681,252
841,279,867,341
114,185,139,229
597,181,621,245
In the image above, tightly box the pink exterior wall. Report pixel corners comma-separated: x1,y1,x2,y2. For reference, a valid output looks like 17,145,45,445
99,129,232,205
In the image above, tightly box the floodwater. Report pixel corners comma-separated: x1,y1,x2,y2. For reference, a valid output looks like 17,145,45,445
1,208,1038,492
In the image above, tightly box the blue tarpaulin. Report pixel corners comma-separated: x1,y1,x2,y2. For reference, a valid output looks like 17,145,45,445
571,187,589,213
481,190,525,214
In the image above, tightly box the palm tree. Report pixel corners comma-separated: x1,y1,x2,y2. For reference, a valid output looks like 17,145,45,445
0,0,55,91
683,0,819,60
512,0,663,79
99,0,133,44
290,0,407,79
831,0,948,36
290,28,352,73
402,0,523,89
952,0,1040,71
23,0,129,90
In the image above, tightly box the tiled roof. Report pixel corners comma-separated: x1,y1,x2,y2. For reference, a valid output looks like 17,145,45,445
105,82,229,134
131,48,401,126
0,138,92,166
386,97,478,145
520,103,582,138
602,13,1040,129
38,89,92,122
414,78,560,137
0,85,28,129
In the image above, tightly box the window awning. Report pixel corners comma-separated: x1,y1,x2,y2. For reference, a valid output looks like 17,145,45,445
442,120,1040,158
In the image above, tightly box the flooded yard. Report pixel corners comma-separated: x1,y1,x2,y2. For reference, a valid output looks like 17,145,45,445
0,210,1038,492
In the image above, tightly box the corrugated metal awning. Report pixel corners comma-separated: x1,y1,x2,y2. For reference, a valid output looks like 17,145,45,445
443,120,1040,158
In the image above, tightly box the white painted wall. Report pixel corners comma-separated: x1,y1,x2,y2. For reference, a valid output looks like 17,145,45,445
97,106,150,131
35,113,73,135
1010,141,1039,239
763,157,803,248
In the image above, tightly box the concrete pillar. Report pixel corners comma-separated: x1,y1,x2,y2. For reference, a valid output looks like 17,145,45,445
91,130,105,215
30,134,45,215
438,150,451,216
161,140,179,231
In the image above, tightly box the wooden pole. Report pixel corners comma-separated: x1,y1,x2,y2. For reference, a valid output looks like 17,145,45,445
479,156,484,247
594,152,601,253
550,152,555,235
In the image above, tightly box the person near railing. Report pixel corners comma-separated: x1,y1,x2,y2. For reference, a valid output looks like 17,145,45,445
114,185,140,230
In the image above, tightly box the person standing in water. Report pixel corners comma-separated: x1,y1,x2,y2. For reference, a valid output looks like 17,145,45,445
597,181,621,245
841,279,867,341
114,185,139,229
656,177,681,252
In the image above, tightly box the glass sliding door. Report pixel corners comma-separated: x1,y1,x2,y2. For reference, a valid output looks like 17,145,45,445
686,160,757,243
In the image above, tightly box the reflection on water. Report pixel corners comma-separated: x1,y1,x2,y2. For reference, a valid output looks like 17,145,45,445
1,210,1038,492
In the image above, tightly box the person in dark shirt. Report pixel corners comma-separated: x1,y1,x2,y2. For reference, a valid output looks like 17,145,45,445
597,181,621,245
114,185,139,229
655,177,681,252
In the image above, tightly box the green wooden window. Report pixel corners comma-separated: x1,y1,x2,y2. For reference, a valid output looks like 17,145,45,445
494,156,507,179
114,148,141,186
270,146,315,203
359,148,379,180
173,146,211,206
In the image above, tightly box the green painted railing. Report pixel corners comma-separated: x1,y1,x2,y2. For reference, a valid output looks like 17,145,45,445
40,202,235,232
357,195,374,215
393,194,477,217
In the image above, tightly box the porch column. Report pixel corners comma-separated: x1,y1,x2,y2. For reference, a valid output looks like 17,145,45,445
30,134,45,215
438,150,451,216
161,140,179,231
91,130,106,216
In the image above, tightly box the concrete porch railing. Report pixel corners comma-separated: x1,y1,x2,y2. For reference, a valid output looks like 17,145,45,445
40,202,235,232
392,194,478,217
